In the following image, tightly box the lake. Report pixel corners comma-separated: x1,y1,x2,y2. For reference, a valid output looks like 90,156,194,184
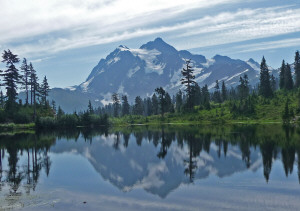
0,125,300,210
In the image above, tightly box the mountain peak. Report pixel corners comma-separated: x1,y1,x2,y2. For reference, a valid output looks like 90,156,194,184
213,54,231,61
118,45,129,50
247,58,256,63
140,37,177,54
154,37,164,43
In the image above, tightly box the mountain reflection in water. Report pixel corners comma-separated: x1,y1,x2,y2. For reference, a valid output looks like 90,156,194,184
0,125,300,210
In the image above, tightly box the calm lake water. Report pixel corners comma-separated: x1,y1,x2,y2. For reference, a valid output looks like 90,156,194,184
0,125,300,210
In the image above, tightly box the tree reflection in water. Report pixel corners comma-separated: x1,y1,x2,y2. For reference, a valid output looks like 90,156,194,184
0,125,300,206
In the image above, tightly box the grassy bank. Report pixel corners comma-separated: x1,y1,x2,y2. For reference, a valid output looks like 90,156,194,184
110,91,299,126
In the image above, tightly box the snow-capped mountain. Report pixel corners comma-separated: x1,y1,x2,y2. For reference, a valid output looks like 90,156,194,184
51,132,262,198
44,37,277,112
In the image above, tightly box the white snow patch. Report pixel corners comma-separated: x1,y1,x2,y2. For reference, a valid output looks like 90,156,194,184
195,72,211,83
218,76,229,81
97,69,105,75
130,48,165,75
117,83,127,95
127,66,140,78
208,82,216,90
226,69,249,82
130,159,143,172
201,58,215,68
80,77,94,92
171,64,185,84
118,45,129,51
247,61,260,72
64,86,76,91
107,57,120,65
193,67,203,75
122,161,168,192
100,92,113,106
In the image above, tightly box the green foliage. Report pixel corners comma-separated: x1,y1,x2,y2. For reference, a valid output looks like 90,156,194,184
259,57,273,98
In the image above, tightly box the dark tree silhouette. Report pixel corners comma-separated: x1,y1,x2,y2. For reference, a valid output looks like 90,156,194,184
20,58,30,105
121,95,130,116
155,87,167,117
1,50,21,111
181,60,196,109
111,92,120,117
259,57,273,98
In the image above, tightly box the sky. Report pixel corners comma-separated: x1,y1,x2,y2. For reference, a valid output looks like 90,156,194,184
1,0,300,88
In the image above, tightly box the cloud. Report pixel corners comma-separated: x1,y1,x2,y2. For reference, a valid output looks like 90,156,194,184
233,38,300,53
1,1,300,57
0,0,241,56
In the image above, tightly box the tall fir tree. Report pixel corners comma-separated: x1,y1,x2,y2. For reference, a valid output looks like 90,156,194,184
0,91,4,109
121,95,130,116
238,74,249,100
29,62,36,105
284,63,293,90
201,85,210,109
191,83,201,106
111,93,120,117
165,92,173,113
271,74,276,92
155,87,167,117
88,100,94,114
295,51,300,88
181,60,196,109
213,80,221,103
133,96,144,115
20,58,30,105
0,50,21,111
221,81,227,102
146,97,153,116
152,94,159,115
40,76,50,106
175,90,183,113
30,67,40,119
279,60,286,89
259,56,272,98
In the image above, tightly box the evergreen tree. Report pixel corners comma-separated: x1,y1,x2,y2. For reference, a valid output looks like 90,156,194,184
0,91,4,109
295,51,300,88
51,100,56,112
213,80,221,103
133,96,143,115
270,74,276,92
111,93,120,117
238,74,249,100
181,60,196,109
259,57,272,98
279,60,286,89
221,81,227,102
175,90,183,113
165,92,173,113
155,87,167,117
29,62,36,105
57,106,64,119
191,83,201,106
88,100,94,114
20,58,30,105
282,99,290,124
40,76,50,106
284,63,293,90
146,97,153,116
201,85,210,109
31,67,40,119
121,95,130,116
152,94,159,115
0,50,21,111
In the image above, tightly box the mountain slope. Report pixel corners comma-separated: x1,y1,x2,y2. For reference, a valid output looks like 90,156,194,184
33,38,278,112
